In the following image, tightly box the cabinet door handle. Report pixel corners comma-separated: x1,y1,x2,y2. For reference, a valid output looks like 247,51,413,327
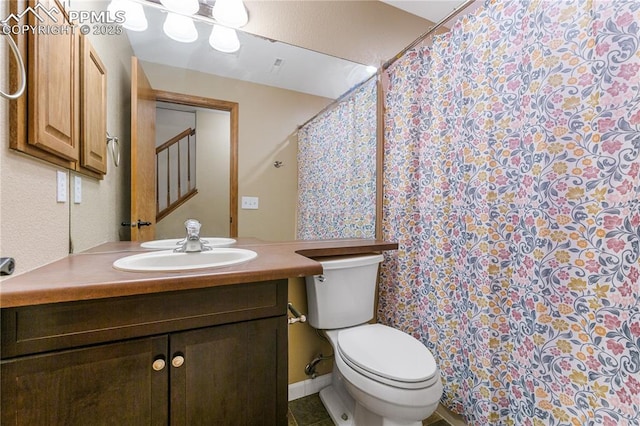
152,357,166,371
171,355,185,368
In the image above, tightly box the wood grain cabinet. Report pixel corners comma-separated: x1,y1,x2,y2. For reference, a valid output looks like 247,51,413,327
10,0,108,178
170,318,286,425
80,35,108,175
26,0,79,163
1,337,168,425
1,281,289,425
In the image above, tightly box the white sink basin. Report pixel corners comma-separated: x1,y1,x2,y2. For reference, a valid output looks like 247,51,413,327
113,248,257,272
140,237,236,250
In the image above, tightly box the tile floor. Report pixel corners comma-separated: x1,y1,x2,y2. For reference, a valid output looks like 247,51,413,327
288,394,451,426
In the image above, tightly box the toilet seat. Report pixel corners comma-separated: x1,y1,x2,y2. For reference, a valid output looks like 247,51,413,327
337,324,438,390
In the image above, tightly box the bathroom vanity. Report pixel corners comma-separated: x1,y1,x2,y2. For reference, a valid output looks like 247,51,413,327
0,238,396,425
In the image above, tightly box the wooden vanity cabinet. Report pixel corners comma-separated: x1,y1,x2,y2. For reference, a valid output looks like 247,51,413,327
1,280,289,425
1,336,169,425
171,318,285,425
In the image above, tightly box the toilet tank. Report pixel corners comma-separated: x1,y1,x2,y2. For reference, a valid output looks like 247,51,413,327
305,254,384,329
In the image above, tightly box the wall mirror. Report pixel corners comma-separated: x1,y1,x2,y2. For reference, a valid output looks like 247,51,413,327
59,0,462,246
127,2,377,100
66,0,381,245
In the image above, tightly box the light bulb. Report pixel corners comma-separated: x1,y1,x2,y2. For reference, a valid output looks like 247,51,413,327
209,25,240,53
108,0,148,31
163,12,198,43
212,0,248,28
160,0,199,15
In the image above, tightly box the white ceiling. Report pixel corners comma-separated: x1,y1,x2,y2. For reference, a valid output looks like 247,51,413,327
381,0,467,23
126,1,469,100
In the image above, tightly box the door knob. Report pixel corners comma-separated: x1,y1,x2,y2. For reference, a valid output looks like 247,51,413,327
152,357,166,371
171,355,185,368
121,219,153,228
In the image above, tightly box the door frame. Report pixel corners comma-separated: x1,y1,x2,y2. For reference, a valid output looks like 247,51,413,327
153,90,239,238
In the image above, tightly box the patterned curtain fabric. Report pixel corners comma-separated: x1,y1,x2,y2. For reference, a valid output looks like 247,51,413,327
297,79,377,239
379,1,640,425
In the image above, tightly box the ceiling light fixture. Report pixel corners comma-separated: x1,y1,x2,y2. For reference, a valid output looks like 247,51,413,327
211,0,248,28
159,0,200,16
114,1,249,52
209,25,241,53
163,12,198,43
108,0,148,31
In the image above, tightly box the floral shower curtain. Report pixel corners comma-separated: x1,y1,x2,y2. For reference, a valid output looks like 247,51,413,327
379,1,640,425
297,78,377,239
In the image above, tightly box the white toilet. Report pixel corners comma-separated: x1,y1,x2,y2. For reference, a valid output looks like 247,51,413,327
305,254,443,426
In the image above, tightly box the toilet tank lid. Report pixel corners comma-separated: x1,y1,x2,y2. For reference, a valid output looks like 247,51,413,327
316,254,384,270
337,324,437,383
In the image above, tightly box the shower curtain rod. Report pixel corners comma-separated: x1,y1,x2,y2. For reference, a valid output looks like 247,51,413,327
382,0,478,71
298,0,477,131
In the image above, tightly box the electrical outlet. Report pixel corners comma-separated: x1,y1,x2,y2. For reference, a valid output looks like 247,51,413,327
74,176,82,204
241,196,259,210
56,171,67,203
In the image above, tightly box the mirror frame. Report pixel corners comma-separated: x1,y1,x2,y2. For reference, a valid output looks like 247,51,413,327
153,90,239,237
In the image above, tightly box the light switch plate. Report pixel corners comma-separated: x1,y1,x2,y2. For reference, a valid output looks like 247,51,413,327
241,196,259,209
74,176,82,204
56,171,67,203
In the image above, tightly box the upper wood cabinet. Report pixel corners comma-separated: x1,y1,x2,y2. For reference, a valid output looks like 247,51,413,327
80,36,108,175
9,0,108,178
27,0,79,162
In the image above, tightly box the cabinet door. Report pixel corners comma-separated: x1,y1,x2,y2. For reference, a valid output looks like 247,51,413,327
1,336,168,426
170,317,288,426
27,0,80,162
80,35,108,175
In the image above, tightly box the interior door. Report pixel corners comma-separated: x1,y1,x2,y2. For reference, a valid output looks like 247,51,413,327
130,56,157,241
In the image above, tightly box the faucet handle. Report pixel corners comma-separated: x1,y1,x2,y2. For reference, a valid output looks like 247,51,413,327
184,219,202,239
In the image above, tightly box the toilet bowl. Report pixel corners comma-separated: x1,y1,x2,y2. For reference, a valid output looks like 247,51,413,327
320,324,443,426
304,254,444,426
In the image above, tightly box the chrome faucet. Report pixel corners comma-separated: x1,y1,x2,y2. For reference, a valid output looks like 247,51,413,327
174,219,211,253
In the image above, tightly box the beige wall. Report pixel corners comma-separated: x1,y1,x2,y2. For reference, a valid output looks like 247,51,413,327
0,1,132,275
0,0,68,274
69,3,134,253
243,1,433,66
288,276,334,382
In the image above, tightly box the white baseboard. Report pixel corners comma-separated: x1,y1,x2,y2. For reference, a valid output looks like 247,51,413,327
288,373,333,401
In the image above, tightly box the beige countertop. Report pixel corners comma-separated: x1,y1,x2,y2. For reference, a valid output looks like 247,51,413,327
0,238,397,308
